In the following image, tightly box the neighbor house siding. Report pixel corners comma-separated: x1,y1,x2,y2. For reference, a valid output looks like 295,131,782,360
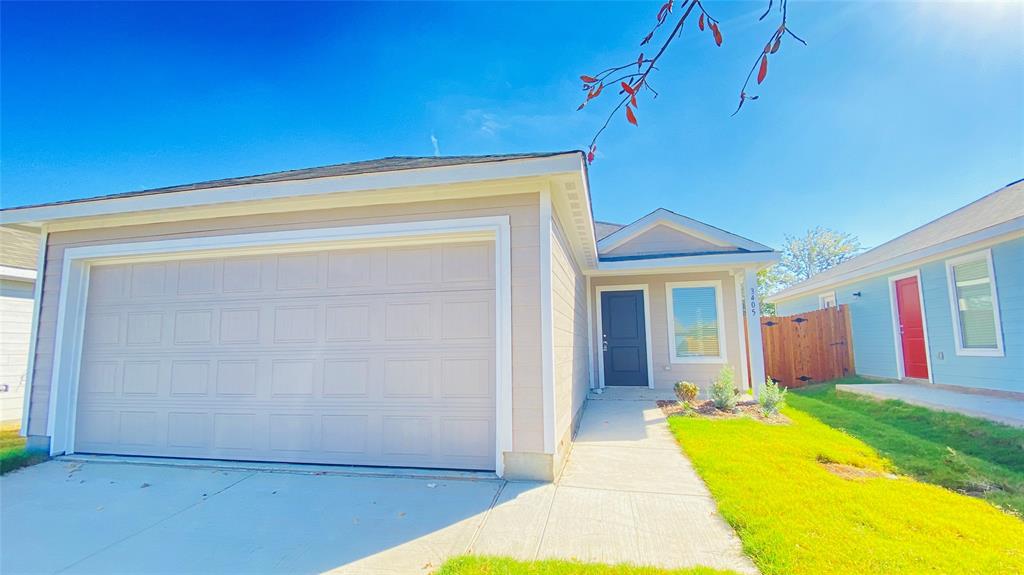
0,278,34,422
591,272,745,393
922,237,1023,393
771,235,1023,393
550,213,590,468
27,193,547,457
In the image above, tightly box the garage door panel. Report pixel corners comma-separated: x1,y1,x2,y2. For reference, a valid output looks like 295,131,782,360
83,291,494,350
87,244,494,303
75,241,496,470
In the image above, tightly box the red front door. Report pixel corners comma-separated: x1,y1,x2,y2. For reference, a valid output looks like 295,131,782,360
895,276,929,379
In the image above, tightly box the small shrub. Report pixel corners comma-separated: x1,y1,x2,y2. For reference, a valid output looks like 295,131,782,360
709,366,738,411
674,381,699,403
759,378,788,416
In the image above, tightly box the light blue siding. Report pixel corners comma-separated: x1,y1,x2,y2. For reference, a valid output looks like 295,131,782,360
923,238,1023,393
771,236,1023,392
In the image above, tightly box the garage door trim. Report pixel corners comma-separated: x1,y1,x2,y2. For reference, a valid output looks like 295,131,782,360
45,216,513,476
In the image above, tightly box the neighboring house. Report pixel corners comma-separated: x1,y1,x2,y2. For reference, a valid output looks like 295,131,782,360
769,179,1023,395
0,226,39,423
0,152,776,480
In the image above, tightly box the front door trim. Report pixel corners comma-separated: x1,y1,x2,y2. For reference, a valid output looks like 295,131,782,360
595,284,654,389
887,269,933,382
44,216,513,477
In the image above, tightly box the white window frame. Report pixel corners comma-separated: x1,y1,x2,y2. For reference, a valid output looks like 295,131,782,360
818,292,837,309
43,216,514,476
664,280,728,364
887,269,933,382
945,249,1004,357
595,284,655,389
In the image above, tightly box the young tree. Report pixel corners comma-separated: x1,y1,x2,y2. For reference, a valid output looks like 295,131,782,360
577,0,806,161
758,226,862,314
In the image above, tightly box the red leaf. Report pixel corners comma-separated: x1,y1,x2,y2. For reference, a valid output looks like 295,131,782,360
620,81,635,95
657,1,672,23
625,106,638,126
770,37,781,54
580,75,598,83
587,144,596,164
757,55,768,84
630,93,637,108
593,83,604,97
637,52,644,71
577,102,586,111
711,22,722,46
698,13,704,31
641,31,653,46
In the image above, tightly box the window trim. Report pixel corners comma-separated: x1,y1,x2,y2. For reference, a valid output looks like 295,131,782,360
818,292,837,309
665,280,728,364
945,248,1004,357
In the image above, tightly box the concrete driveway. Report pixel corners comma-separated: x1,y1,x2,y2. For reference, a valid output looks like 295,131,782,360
1,391,755,575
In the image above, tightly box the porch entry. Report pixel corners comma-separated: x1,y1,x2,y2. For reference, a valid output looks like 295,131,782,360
600,290,649,386
895,275,930,380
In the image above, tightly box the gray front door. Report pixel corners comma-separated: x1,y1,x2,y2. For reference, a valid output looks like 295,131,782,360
601,290,649,386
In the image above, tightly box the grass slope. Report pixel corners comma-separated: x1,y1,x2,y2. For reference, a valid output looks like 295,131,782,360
0,422,47,475
789,378,1024,514
435,557,737,575
668,406,1024,574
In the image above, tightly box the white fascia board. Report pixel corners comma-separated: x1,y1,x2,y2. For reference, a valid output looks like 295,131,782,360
590,251,778,276
0,265,37,281
766,219,1024,304
597,208,772,253
0,153,584,226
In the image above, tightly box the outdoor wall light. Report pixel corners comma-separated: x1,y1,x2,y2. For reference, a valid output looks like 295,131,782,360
852,291,862,298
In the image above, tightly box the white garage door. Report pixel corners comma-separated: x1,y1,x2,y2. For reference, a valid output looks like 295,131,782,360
74,241,496,471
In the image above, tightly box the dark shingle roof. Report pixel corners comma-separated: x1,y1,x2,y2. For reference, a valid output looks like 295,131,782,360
5,152,581,211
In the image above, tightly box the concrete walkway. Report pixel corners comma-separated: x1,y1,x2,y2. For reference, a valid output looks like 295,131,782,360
837,383,1024,427
1,392,756,574
471,388,757,573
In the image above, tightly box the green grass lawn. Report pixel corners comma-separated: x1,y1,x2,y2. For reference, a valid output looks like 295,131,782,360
0,421,47,475
435,557,737,575
789,377,1024,514
667,402,1024,574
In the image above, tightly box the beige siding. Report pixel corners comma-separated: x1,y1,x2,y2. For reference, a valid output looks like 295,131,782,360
28,193,545,457
550,213,590,463
604,225,736,258
1,279,34,422
592,272,746,392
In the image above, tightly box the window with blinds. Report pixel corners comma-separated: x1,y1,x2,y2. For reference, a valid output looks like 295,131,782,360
950,257,999,350
669,285,723,360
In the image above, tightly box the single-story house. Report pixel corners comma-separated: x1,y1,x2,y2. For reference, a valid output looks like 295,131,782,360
768,179,1022,396
0,152,777,480
0,226,39,423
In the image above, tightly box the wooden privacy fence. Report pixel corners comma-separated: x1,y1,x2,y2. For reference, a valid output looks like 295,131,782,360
761,305,855,388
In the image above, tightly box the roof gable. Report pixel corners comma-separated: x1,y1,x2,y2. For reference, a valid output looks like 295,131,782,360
597,208,771,258
769,179,1024,302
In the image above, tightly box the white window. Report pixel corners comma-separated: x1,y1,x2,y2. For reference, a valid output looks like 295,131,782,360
665,281,727,363
945,249,1003,357
819,292,837,309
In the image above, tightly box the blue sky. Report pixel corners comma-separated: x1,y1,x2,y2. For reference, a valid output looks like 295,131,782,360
2,1,1021,248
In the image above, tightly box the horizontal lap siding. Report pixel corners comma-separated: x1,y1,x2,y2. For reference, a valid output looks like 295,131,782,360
772,235,1023,391
591,272,744,391
28,193,544,453
550,214,589,463
921,238,1024,393
1,280,35,422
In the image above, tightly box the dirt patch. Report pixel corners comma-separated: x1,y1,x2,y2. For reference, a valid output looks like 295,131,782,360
822,462,895,481
657,399,790,424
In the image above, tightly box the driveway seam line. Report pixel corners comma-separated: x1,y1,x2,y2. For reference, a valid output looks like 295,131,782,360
555,483,714,498
53,469,257,574
463,479,507,554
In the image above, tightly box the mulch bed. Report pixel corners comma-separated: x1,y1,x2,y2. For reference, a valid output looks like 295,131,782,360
657,398,790,424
